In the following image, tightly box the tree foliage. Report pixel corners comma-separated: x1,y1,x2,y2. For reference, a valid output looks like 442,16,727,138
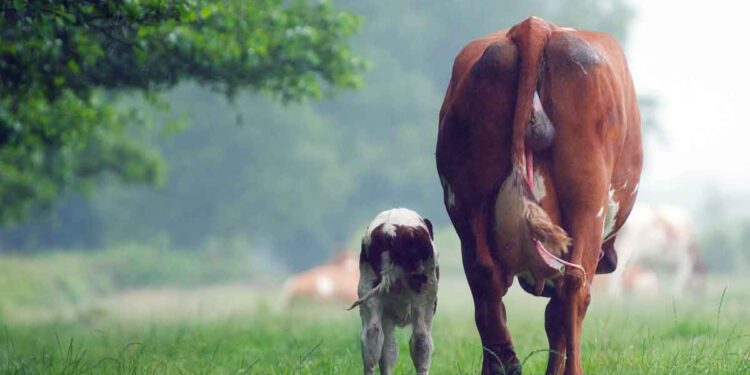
2,1,637,269
0,0,364,223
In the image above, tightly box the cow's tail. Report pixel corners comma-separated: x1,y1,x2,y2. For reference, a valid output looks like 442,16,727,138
497,17,575,286
345,281,383,311
345,262,397,311
508,17,550,168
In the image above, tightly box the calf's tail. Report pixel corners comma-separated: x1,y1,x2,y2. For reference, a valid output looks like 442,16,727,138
346,264,398,311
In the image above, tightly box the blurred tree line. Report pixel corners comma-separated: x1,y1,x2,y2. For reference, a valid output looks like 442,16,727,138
0,0,363,221
1,1,636,269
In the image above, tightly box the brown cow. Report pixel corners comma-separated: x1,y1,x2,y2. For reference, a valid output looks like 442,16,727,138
435,17,642,375
278,250,359,308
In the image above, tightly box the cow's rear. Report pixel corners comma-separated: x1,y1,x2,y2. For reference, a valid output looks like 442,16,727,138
352,208,438,375
436,16,642,375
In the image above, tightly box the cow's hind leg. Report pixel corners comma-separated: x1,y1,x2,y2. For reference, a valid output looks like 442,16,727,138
379,318,398,375
552,170,608,375
551,160,608,375
542,30,621,374
462,210,520,375
561,234,598,375
544,295,566,375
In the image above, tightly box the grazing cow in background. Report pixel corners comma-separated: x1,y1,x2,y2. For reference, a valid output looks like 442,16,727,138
603,205,705,297
436,17,642,375
279,250,359,308
349,208,439,375
593,263,660,298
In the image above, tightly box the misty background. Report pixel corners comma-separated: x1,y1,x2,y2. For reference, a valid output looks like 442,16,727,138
1,0,747,283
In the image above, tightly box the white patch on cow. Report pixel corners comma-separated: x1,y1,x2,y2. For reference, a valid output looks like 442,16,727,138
532,169,546,201
596,206,604,218
621,181,628,190
315,275,334,297
631,182,640,196
602,187,620,241
447,187,456,208
559,27,577,32
382,222,397,237
440,175,456,208
364,208,427,244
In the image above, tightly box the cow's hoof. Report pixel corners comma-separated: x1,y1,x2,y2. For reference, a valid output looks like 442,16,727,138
488,362,521,375
505,364,522,375
484,345,521,375
485,356,521,375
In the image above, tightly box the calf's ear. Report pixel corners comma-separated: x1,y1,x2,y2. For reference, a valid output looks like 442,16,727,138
423,218,434,239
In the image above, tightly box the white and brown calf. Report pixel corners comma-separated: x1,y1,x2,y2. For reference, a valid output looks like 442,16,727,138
349,208,439,375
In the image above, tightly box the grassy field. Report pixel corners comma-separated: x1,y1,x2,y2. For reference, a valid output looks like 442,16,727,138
1,274,749,374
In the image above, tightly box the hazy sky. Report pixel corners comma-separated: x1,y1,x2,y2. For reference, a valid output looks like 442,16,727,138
628,0,750,211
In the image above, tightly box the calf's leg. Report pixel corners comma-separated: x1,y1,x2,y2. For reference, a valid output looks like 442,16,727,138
360,304,384,375
379,318,398,375
410,298,436,375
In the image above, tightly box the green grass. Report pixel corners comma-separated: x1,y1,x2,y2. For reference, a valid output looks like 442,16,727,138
1,277,749,374
0,243,271,322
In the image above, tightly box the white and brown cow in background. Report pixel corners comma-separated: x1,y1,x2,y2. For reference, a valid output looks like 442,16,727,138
349,208,439,375
279,250,359,308
599,204,705,297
